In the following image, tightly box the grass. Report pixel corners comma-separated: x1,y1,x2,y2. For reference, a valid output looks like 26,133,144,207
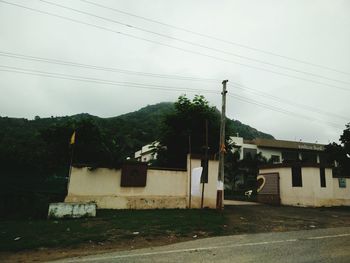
0,209,226,252
2,206,349,254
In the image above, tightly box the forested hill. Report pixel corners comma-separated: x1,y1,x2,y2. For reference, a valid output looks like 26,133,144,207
0,102,274,168
103,102,274,145
0,102,273,164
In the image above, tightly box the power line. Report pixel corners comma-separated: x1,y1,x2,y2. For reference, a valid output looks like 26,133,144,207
228,83,349,121
0,64,343,129
227,94,343,129
1,0,349,92
0,64,219,94
38,0,350,86
80,0,350,76
0,50,220,83
1,49,347,122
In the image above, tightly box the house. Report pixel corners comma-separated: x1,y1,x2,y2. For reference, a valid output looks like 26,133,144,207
257,163,350,207
134,142,159,163
229,136,327,164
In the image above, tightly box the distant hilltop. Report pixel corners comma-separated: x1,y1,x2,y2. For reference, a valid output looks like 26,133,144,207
0,102,274,160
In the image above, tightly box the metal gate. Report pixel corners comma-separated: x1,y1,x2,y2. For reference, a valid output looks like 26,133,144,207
257,173,280,205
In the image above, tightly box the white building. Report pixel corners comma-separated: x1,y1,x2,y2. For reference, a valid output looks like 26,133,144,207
229,136,326,164
258,163,350,207
134,142,159,163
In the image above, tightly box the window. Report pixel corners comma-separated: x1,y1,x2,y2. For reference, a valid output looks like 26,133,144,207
270,155,280,163
282,151,299,163
302,152,317,163
243,148,257,159
320,168,326,187
120,163,147,187
318,153,329,165
338,178,346,188
292,166,302,187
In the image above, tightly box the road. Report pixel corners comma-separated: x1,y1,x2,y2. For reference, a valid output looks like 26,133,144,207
52,227,350,263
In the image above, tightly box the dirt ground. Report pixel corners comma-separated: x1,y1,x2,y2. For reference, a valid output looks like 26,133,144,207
224,205,350,234
1,205,350,263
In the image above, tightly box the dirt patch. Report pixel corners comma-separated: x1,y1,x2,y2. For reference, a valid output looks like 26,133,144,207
224,205,350,234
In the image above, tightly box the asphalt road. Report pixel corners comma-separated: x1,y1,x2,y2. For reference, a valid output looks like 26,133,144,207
52,227,350,263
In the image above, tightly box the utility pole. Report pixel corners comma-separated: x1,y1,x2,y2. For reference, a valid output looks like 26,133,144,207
217,80,228,210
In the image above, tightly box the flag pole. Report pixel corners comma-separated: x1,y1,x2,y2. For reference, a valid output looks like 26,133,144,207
67,131,76,192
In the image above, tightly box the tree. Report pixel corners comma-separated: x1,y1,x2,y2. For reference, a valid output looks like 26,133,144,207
154,95,221,168
325,123,350,177
225,150,267,192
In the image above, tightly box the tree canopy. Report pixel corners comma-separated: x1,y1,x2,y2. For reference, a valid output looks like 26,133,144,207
154,95,222,168
325,123,350,177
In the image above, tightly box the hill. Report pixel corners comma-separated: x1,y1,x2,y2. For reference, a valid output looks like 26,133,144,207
0,102,273,218
0,102,273,168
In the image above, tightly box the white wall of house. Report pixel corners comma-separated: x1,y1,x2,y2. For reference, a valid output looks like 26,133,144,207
230,136,277,161
332,177,350,206
259,167,350,207
66,156,219,209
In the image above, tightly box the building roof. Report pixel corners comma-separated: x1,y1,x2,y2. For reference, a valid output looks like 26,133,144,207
244,138,325,151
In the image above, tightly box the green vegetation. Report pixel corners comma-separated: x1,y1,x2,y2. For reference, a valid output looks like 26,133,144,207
0,209,226,252
224,151,267,199
1,206,350,256
154,95,273,168
154,95,221,168
325,123,350,177
0,98,273,218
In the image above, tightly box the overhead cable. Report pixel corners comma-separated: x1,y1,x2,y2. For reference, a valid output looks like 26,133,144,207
1,0,349,92
80,0,350,76
0,64,343,129
39,0,350,86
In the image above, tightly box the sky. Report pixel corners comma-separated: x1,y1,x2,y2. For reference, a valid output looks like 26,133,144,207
0,0,349,144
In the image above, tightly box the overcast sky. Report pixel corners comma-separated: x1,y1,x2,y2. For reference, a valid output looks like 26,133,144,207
1,0,349,144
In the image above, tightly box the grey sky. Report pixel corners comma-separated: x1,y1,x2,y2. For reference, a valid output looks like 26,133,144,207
0,0,349,144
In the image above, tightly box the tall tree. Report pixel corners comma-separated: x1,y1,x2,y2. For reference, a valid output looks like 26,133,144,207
154,95,221,168
325,123,350,177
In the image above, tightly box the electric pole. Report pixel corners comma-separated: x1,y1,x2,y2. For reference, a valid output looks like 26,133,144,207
217,80,228,210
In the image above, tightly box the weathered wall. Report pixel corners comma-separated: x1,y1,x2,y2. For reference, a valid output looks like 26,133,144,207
259,167,349,207
332,178,350,206
188,159,219,209
65,168,188,209
65,157,219,209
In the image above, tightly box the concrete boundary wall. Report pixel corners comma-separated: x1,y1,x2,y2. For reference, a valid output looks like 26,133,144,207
65,157,219,209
